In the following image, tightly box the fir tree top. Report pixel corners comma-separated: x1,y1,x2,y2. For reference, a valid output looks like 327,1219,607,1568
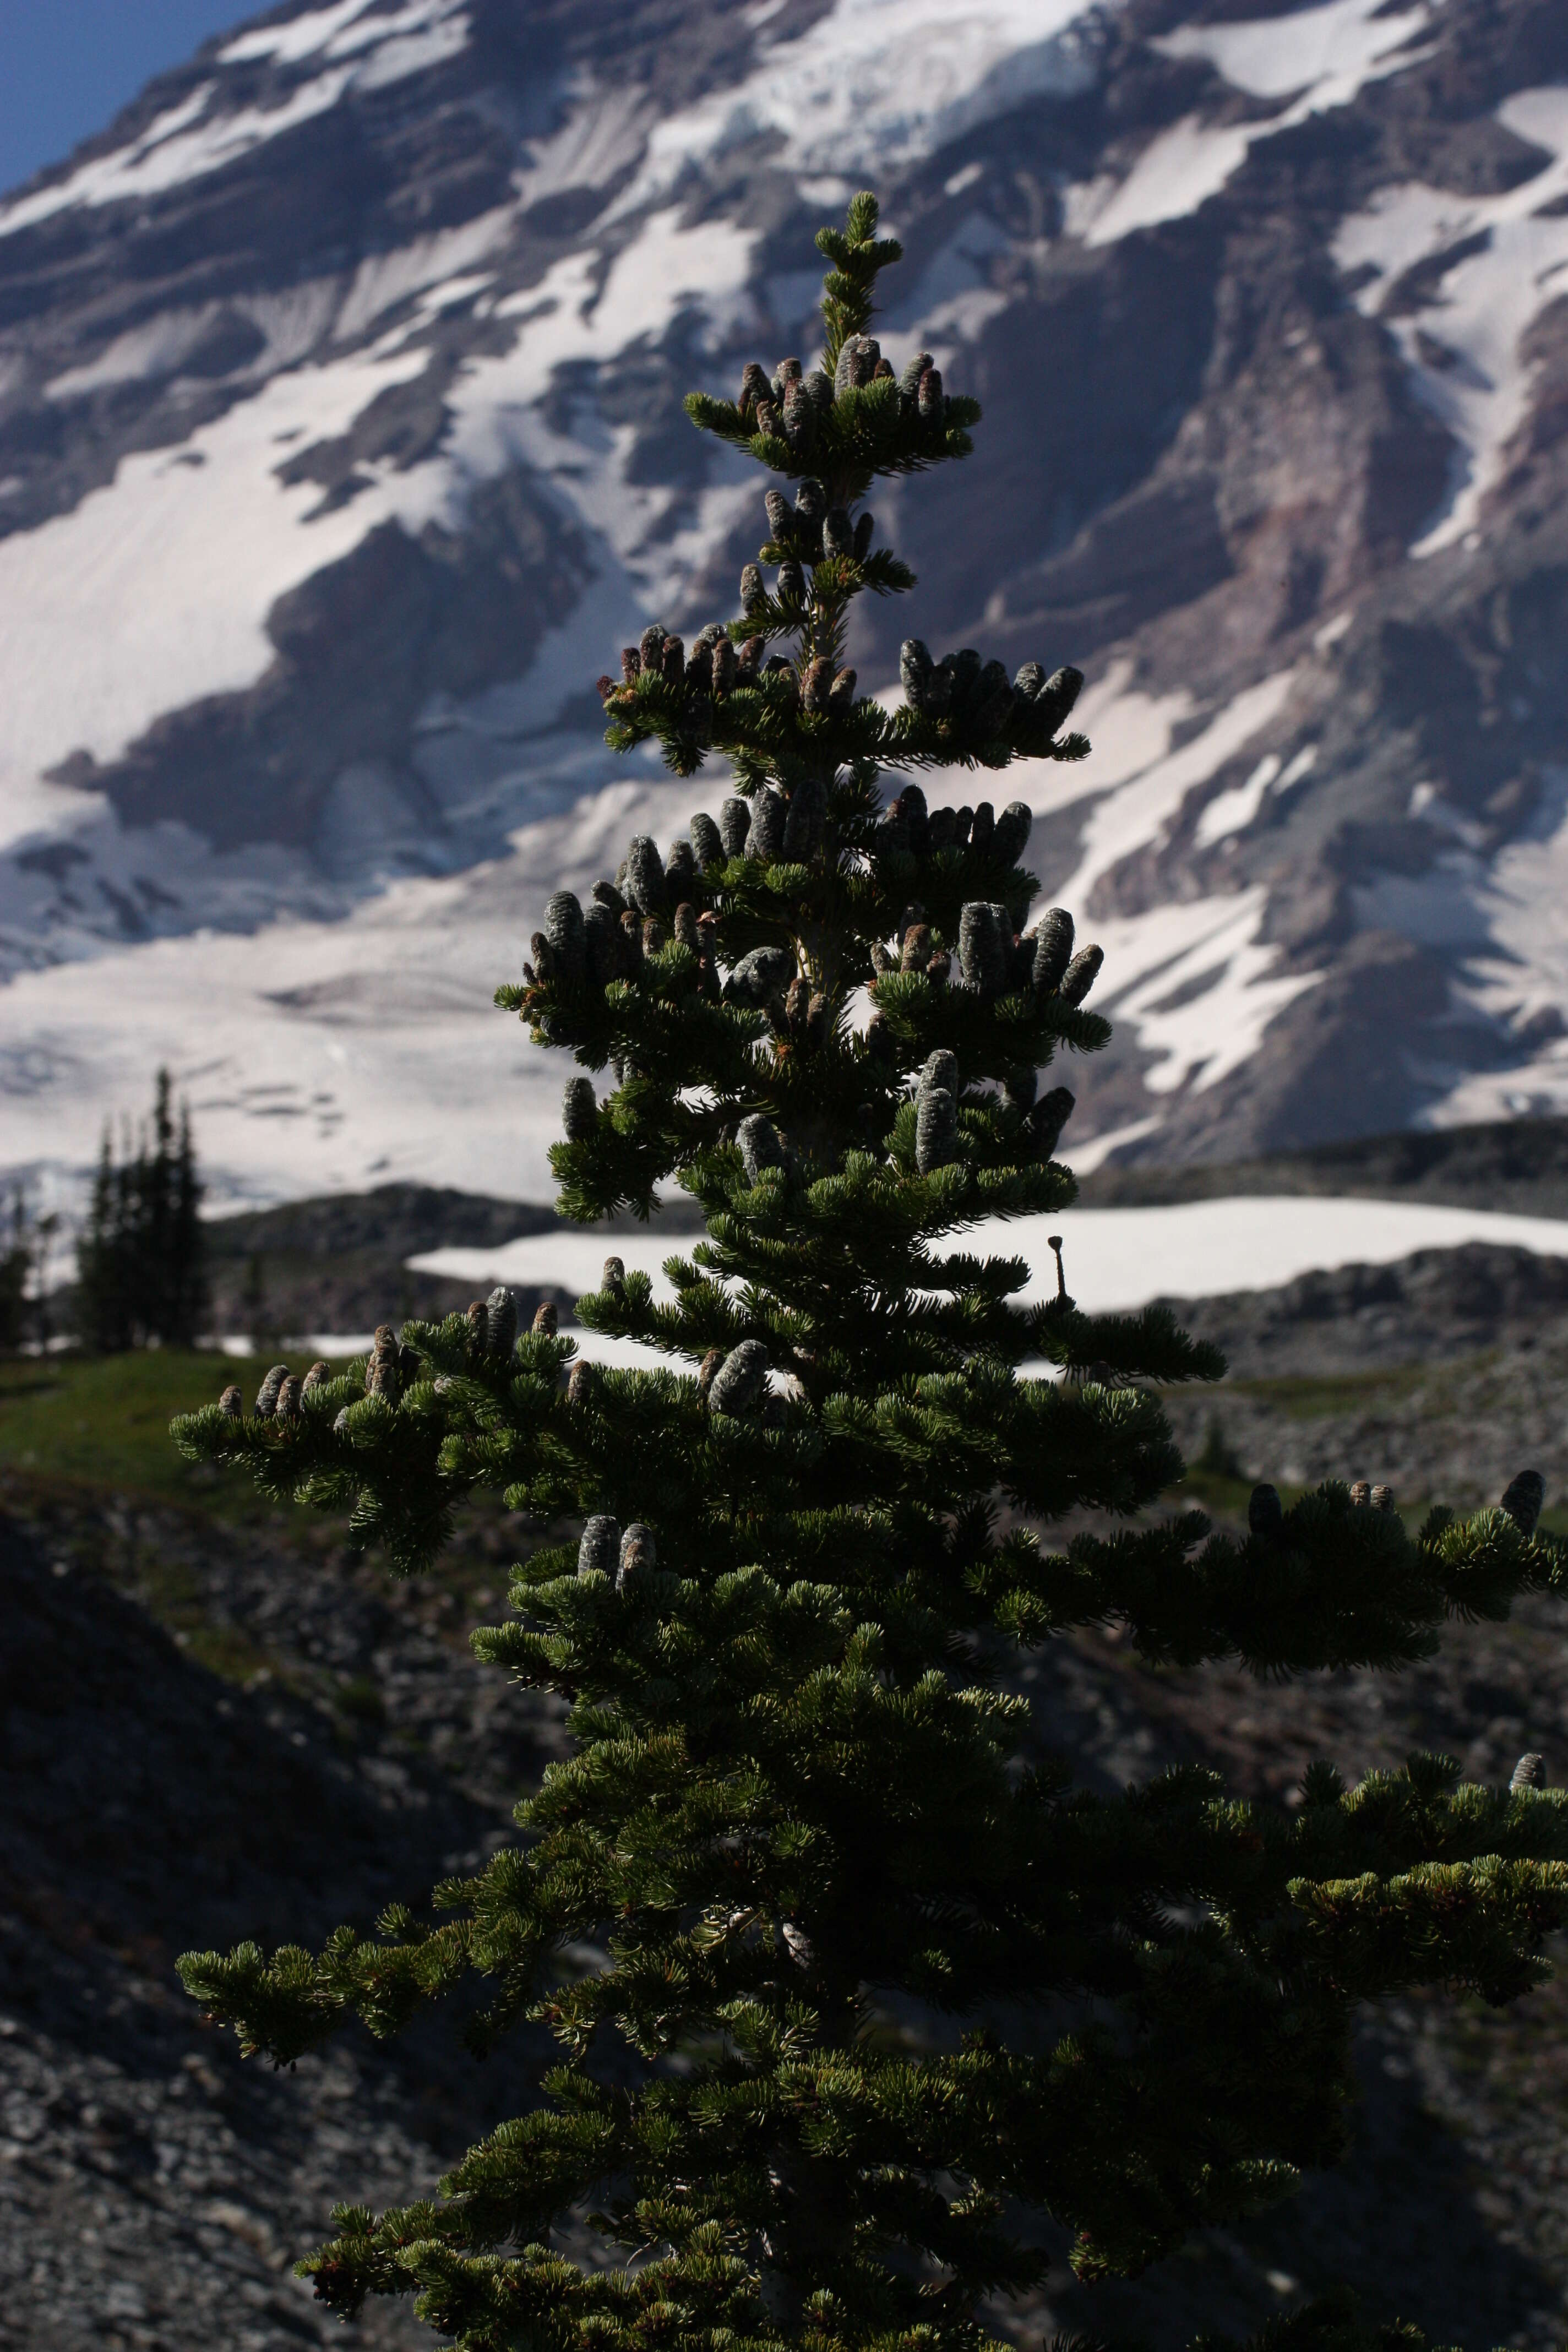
173,195,1568,2352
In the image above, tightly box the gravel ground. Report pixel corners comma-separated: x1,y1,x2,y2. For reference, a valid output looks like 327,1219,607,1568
10,1247,1568,2352
0,1491,569,2352
1006,1585,1568,2351
1162,1336,1568,1516
1150,1243,1568,1512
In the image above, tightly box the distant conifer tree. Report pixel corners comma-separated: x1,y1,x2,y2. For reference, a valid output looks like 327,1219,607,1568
78,1068,206,1349
167,1090,206,1343
175,198,1566,2352
0,1185,53,1353
77,1126,132,1353
0,1200,25,1354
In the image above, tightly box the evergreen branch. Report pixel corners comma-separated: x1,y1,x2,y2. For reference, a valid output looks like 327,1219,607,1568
1046,1489,1556,1673
601,678,1088,783
1028,1302,1229,1384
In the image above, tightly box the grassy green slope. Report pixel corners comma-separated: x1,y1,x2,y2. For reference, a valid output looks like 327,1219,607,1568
0,1350,357,1520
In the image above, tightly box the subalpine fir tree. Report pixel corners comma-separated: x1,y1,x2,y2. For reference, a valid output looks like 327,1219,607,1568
175,198,1568,2352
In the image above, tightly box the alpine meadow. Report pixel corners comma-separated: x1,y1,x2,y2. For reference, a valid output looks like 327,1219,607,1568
172,195,1568,2352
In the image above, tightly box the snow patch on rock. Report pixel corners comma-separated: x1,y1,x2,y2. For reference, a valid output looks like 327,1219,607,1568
1072,0,1430,246
1156,0,1428,101
0,199,758,868
1333,86,1568,553
513,82,651,215
1057,670,1298,903
0,3,472,239
1093,890,1321,1097
615,0,1102,210
1019,671,1320,1105
409,1196,1568,1319
331,208,516,345
219,0,467,69
1381,766,1568,1129
0,81,349,237
1196,747,1316,847
0,346,434,828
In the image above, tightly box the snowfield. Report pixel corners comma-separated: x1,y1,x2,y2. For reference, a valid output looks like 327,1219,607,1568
0,772,692,1216
205,1187,1568,1373
0,643,1326,1217
410,1196,1568,1325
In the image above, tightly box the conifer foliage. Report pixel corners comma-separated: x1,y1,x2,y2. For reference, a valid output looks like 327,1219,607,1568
175,199,1568,2352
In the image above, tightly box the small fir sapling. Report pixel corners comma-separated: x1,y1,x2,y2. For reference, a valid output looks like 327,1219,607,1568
172,193,1568,2352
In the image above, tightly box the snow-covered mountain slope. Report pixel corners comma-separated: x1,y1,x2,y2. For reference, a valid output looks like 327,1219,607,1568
3,0,1568,1207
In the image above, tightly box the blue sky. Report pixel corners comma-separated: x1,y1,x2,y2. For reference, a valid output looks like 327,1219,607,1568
0,2,260,197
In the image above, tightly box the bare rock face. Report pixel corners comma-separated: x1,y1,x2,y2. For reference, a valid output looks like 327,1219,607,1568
4,0,1568,1197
